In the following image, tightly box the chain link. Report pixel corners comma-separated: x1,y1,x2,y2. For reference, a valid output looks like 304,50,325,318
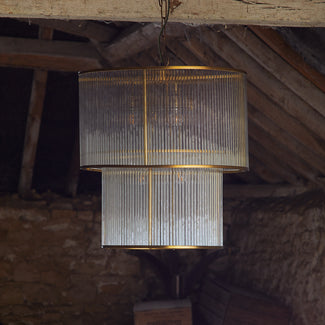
158,0,170,66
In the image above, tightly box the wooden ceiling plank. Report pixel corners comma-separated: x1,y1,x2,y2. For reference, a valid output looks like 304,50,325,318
19,18,119,43
223,26,325,118
249,156,284,184
18,27,53,196
250,26,325,94
0,36,102,71
198,28,325,142
249,122,324,188
248,84,325,157
249,138,303,186
249,105,325,176
223,184,310,199
1,0,325,27
167,39,203,66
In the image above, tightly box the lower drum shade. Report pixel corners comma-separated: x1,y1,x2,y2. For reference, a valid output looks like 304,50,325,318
102,168,223,248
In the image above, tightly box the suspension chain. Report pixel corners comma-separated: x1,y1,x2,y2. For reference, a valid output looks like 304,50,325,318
158,0,170,66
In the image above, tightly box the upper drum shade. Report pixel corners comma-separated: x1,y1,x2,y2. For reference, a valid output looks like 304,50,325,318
79,67,249,172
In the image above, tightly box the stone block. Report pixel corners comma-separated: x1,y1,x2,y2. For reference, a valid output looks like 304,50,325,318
77,210,93,221
51,209,76,219
0,286,24,305
13,262,40,282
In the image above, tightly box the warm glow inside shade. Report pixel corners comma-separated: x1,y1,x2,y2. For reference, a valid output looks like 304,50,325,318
79,67,248,248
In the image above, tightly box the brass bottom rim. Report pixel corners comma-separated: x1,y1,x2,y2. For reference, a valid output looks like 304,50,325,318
82,165,248,173
102,245,224,250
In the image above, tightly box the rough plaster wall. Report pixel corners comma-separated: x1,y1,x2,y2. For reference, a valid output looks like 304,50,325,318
0,194,149,325
229,190,325,325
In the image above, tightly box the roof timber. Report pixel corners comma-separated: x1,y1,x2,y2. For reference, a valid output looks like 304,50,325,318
0,0,324,27
250,26,325,94
198,28,325,142
248,105,325,177
223,26,325,118
18,27,53,196
249,122,324,189
0,36,103,71
247,84,325,157
248,139,303,186
249,156,284,184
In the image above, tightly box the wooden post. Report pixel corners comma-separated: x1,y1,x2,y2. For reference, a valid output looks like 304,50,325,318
18,27,53,196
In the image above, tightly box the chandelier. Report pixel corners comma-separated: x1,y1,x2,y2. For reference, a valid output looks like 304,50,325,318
79,66,248,248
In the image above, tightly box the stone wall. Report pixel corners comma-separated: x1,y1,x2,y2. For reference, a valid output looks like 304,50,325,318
2,190,321,325
0,194,149,325
228,190,325,325
0,193,231,325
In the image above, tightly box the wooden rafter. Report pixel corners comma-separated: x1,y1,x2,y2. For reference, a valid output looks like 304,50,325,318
18,27,53,196
223,26,325,118
0,36,102,71
0,0,324,26
250,26,325,94
248,105,325,176
247,84,325,157
249,122,324,188
248,156,284,184
248,139,302,186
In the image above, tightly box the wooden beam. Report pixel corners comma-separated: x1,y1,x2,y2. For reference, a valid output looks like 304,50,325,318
250,26,325,94
223,26,325,118
1,0,325,27
102,23,186,65
198,28,325,142
19,18,119,43
249,138,303,186
248,105,325,176
18,27,53,196
249,121,324,188
0,36,102,71
247,83,325,157
249,156,284,184
223,184,310,198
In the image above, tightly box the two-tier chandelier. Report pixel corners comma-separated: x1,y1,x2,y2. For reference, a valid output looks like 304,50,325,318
79,66,248,248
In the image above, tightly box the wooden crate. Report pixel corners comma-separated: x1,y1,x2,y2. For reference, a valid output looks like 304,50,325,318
134,299,192,325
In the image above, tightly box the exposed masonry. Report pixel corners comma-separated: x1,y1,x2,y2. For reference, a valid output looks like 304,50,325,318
0,191,323,324
228,190,325,325
0,194,148,325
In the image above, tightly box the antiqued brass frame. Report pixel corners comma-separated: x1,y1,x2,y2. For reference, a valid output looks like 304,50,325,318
102,245,223,249
81,165,249,173
79,65,247,75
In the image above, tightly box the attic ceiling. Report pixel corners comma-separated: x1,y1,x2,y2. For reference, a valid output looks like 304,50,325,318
0,17,324,198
